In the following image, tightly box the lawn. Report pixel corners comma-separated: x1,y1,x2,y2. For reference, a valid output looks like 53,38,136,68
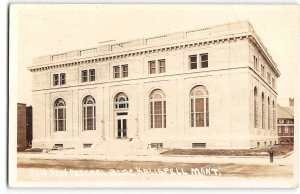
161,144,294,156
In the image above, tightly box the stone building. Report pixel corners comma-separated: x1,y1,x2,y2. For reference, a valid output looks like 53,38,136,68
29,21,280,149
277,98,294,144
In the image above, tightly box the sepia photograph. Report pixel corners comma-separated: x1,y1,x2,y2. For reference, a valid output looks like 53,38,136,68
9,4,298,188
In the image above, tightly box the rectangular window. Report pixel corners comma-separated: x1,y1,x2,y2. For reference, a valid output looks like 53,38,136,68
279,128,281,133
189,55,197,69
82,70,88,82
149,61,156,74
261,65,265,78
158,59,165,73
113,66,120,78
272,78,275,88
200,53,208,68
267,72,271,84
285,127,288,134
122,65,128,77
53,74,59,86
89,69,95,81
60,73,66,85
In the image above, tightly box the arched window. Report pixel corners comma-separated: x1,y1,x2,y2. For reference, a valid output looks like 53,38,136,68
149,89,166,128
273,101,276,130
254,87,258,128
114,93,129,109
262,93,265,129
268,97,271,130
54,98,66,131
190,85,209,127
83,96,96,131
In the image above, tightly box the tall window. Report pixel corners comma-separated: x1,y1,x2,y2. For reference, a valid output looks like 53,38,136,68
122,65,128,77
254,87,258,128
190,86,209,127
273,101,276,130
53,74,59,86
54,98,66,131
261,65,265,78
149,61,156,74
113,66,120,78
149,89,166,128
189,55,197,69
83,96,96,131
268,97,271,130
81,70,88,82
114,93,129,109
60,73,66,85
89,69,96,81
158,59,166,73
200,53,208,68
262,93,265,129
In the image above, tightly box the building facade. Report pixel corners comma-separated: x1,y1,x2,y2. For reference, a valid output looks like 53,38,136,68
29,21,280,149
17,103,32,151
277,98,294,144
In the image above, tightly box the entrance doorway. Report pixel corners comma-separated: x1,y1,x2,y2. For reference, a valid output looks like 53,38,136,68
116,116,127,138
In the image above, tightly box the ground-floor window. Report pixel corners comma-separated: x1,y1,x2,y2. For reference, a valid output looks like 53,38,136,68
190,85,209,127
83,96,96,131
149,89,166,128
54,98,66,131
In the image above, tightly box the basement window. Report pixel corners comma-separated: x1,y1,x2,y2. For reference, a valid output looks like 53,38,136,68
150,143,163,149
83,144,93,148
192,143,206,148
54,144,63,148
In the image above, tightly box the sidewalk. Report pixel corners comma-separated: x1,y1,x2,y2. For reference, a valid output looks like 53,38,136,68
18,148,295,166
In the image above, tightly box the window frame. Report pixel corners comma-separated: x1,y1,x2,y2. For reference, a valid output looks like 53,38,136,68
149,89,166,129
113,66,120,79
190,86,209,128
82,96,96,131
189,55,197,70
54,99,66,132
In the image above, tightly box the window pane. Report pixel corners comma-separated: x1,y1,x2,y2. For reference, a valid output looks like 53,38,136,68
206,98,209,112
191,113,194,127
199,113,204,127
154,115,162,128
58,109,64,119
206,112,209,127
150,115,153,128
195,98,204,112
58,120,64,131
87,118,93,130
87,107,93,118
150,102,153,114
195,113,200,127
189,55,197,69
154,101,162,114
191,99,194,112
201,54,208,68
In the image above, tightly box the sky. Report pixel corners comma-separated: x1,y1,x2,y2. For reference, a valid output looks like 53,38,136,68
12,4,299,107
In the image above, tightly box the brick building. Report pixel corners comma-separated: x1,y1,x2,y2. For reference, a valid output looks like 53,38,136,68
277,98,294,144
28,21,280,149
17,103,32,151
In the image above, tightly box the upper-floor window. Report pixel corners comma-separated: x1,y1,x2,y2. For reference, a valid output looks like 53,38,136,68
253,55,258,71
81,69,96,83
278,128,281,133
189,53,208,70
53,73,66,86
267,72,271,84
278,119,284,124
148,59,166,74
114,65,128,79
122,65,128,78
261,65,265,78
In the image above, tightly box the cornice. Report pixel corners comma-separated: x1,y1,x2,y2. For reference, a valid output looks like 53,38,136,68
28,34,251,72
